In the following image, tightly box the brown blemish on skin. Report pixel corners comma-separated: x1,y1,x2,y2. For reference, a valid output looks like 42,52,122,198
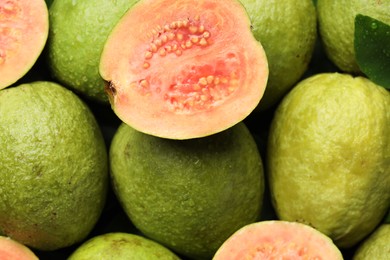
104,81,117,96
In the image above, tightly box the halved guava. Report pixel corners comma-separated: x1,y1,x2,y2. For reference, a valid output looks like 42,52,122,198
0,236,38,260
0,0,48,89
100,0,269,139
213,220,344,260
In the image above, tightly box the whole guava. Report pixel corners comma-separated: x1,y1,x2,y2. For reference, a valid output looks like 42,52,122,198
110,122,264,259
267,72,390,248
0,81,108,251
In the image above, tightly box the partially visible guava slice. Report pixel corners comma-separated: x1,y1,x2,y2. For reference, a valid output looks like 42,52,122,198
213,220,344,260
0,236,38,260
100,0,269,140
0,0,48,89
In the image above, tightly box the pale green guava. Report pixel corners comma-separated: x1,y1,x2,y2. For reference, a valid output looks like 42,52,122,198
267,73,390,248
317,0,390,74
353,224,390,260
240,0,317,111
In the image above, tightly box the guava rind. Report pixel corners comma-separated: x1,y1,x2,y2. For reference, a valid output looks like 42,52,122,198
109,122,264,259
46,0,138,102
353,224,390,260
240,0,317,111
317,0,390,74
68,232,180,260
267,72,390,248
213,220,343,260
0,81,108,251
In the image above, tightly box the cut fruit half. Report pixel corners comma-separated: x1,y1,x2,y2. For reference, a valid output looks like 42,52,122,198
0,0,49,89
100,0,268,139
0,236,38,260
213,220,344,260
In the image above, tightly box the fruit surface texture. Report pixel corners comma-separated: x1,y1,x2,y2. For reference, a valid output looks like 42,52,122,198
353,224,390,260
0,81,108,250
0,236,38,260
110,122,264,259
100,0,269,139
47,0,138,102
0,0,49,89
267,72,390,248
317,0,390,73
240,0,317,111
68,232,180,260
213,220,343,260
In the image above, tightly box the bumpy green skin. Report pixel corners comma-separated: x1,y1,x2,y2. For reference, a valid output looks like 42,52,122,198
317,0,390,74
240,0,317,111
46,0,138,102
0,81,108,251
353,224,390,260
110,123,264,259
68,232,180,260
267,73,390,248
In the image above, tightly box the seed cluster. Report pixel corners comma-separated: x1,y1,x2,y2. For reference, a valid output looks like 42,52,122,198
132,16,240,113
164,71,240,113
142,16,212,70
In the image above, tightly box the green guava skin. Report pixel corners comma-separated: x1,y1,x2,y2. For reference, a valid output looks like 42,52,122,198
0,81,108,251
317,0,390,74
353,224,390,260
240,0,317,111
46,0,138,102
68,232,180,260
110,122,264,259
267,73,390,248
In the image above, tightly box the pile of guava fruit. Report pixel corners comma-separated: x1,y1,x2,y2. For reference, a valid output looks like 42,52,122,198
0,0,389,259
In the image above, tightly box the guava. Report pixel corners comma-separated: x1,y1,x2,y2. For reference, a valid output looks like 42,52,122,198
0,81,109,251
0,236,38,260
317,0,390,74
213,220,344,259
0,0,49,89
109,122,264,259
46,0,139,102
68,232,180,260
353,224,390,260
267,73,390,248
99,0,269,140
240,0,317,111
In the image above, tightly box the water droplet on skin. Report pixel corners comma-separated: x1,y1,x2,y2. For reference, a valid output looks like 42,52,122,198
371,22,378,29
76,35,83,42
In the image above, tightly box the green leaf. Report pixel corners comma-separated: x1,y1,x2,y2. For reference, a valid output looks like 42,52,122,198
354,14,390,89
